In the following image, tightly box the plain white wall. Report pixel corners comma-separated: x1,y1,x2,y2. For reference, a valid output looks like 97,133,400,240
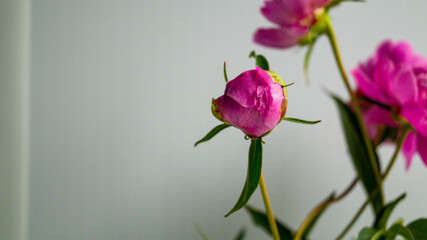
29,1,427,240
0,1,30,240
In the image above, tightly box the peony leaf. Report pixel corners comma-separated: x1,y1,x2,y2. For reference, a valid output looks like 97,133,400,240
225,139,263,217
194,124,231,147
331,94,384,215
407,219,427,240
194,223,211,240
373,193,406,230
233,228,247,240
249,51,269,71
283,117,321,125
301,193,335,238
387,223,414,240
245,205,293,240
357,227,378,240
304,38,317,84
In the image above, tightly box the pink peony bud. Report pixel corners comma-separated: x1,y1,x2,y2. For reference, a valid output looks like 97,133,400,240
254,0,331,48
352,40,427,168
212,67,288,138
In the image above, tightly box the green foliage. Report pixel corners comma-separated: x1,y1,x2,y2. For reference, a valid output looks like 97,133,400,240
225,139,263,217
249,51,270,71
194,223,211,240
283,117,321,125
223,61,229,83
373,193,406,230
407,219,427,240
301,193,335,238
245,205,293,240
233,228,246,240
194,124,231,147
331,95,384,214
357,222,414,240
358,227,378,240
303,38,317,84
387,223,414,240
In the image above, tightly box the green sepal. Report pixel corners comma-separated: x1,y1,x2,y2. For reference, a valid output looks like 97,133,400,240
373,193,406,230
407,219,427,240
298,10,328,46
245,205,293,240
225,139,263,217
331,94,384,215
327,0,365,11
249,51,269,70
223,61,229,83
283,117,321,125
194,124,231,147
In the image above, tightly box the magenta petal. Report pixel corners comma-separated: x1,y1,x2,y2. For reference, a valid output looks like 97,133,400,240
225,70,266,108
401,102,427,137
352,67,390,105
417,134,427,167
364,105,396,126
261,0,299,25
402,131,417,169
254,27,308,49
215,95,270,138
389,70,418,106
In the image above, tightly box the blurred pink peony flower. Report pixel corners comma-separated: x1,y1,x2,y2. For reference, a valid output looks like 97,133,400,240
352,40,427,168
212,67,288,138
254,0,331,48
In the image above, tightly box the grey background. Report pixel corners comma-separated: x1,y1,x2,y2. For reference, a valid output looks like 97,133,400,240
28,0,427,240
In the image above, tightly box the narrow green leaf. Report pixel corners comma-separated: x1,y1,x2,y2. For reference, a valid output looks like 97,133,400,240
225,139,263,217
387,223,414,240
283,117,321,125
194,223,211,240
233,228,247,240
245,205,293,240
304,38,317,84
302,193,335,238
194,124,231,147
331,94,384,214
358,227,378,240
224,61,229,83
407,218,427,240
373,193,406,230
249,51,269,70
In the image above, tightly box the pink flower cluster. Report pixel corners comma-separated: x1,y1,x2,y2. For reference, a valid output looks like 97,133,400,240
212,67,287,138
254,0,331,48
353,40,427,168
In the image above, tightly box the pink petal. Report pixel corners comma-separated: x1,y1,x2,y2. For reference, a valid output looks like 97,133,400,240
402,131,417,169
351,67,391,105
225,70,267,108
254,26,308,49
401,102,427,137
389,70,418,106
261,0,300,25
215,95,270,138
417,133,427,167
364,105,397,126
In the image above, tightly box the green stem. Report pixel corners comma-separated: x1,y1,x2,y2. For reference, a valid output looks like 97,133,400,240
325,17,384,204
293,177,359,240
335,126,411,240
259,171,280,240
